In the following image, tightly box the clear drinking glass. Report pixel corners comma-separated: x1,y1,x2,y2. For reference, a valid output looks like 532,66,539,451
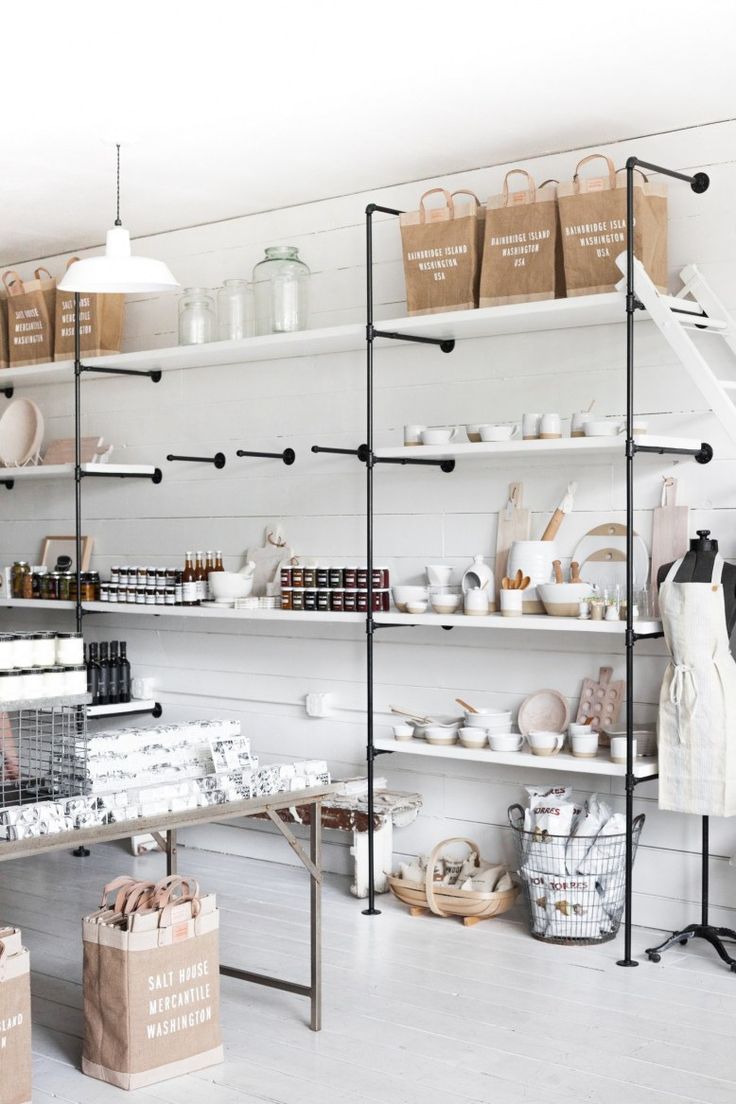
217,279,254,341
252,246,310,335
178,288,215,345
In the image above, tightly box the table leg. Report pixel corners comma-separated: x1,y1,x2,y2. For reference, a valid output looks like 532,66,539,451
310,800,322,1032
167,829,177,876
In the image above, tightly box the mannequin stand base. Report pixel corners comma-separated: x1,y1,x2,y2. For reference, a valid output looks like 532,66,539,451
645,924,736,971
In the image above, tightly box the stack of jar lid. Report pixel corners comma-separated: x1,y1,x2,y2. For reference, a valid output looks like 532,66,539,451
101,566,181,606
0,632,87,703
280,565,390,613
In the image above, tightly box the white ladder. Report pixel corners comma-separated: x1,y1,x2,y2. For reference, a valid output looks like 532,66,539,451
615,253,736,446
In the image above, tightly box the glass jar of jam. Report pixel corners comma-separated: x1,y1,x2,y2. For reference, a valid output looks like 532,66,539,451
21,571,33,600
357,590,368,612
303,567,316,588
344,567,358,589
317,589,330,611
79,573,98,602
41,573,60,601
344,589,358,612
315,567,329,588
280,566,292,588
303,588,317,611
328,567,343,589
330,589,345,612
372,566,390,589
145,585,157,605
371,589,390,612
291,588,304,611
281,588,293,611
356,567,369,589
11,562,30,599
165,585,176,605
291,566,304,588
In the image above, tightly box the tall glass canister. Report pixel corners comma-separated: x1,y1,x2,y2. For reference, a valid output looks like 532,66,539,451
217,278,254,341
178,288,215,345
252,246,310,335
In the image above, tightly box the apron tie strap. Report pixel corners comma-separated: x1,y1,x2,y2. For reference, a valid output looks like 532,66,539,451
669,662,698,742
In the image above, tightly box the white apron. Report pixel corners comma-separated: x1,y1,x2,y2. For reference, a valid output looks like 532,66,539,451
658,554,736,816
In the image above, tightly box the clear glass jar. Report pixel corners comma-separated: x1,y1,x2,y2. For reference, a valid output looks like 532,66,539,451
56,632,84,667
217,279,254,341
252,247,310,335
178,287,215,345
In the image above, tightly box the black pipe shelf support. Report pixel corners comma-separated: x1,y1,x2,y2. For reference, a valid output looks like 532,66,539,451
370,325,455,355
167,453,226,469
89,702,163,720
2,386,13,399
237,448,295,466
81,468,163,484
311,443,454,472
2,479,14,490
79,364,162,383
632,441,713,465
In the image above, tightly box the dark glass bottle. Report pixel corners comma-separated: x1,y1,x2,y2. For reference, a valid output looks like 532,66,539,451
118,641,131,704
109,641,120,704
98,642,111,705
87,643,100,705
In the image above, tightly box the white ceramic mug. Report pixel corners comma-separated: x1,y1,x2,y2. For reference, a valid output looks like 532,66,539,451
584,419,625,437
488,732,524,752
570,412,589,438
426,564,453,587
466,424,482,443
539,413,562,439
404,424,425,446
421,426,457,445
610,736,636,765
522,413,542,440
458,726,487,743
572,732,599,759
499,588,523,617
464,590,489,616
527,730,565,756
131,677,155,700
392,723,414,741
479,424,519,443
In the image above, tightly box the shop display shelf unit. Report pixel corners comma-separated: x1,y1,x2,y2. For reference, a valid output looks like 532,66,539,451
356,158,714,970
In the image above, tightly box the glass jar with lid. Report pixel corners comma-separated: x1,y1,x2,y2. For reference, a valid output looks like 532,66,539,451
178,287,215,345
11,562,30,599
252,247,310,335
217,279,254,341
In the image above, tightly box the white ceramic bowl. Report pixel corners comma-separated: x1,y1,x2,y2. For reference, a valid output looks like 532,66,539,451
431,593,461,615
405,600,428,615
392,585,429,612
458,728,488,749
424,725,457,746
412,716,462,739
463,709,512,730
538,582,594,617
392,723,414,741
488,732,525,753
420,427,455,445
584,419,623,437
210,571,255,600
479,424,516,442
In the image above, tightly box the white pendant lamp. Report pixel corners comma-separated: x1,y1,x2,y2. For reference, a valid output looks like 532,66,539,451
58,144,179,294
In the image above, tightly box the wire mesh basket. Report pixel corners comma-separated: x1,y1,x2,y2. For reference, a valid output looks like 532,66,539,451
508,803,645,945
1,703,88,808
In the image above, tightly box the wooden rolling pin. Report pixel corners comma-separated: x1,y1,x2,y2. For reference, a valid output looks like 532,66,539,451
541,481,577,541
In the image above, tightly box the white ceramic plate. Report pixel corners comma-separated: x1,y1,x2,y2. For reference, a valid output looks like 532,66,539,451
572,523,649,590
517,689,570,736
0,398,44,466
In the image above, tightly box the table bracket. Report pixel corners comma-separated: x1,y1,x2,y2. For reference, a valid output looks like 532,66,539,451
266,806,321,882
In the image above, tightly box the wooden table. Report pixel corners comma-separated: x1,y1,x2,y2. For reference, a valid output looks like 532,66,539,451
0,783,338,1031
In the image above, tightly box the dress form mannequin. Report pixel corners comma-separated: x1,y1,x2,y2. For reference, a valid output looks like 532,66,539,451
647,528,736,968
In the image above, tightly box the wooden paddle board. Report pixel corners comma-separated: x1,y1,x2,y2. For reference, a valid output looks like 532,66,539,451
494,482,530,592
650,477,689,615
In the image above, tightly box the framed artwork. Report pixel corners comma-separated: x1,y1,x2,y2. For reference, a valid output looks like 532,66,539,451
40,535,94,573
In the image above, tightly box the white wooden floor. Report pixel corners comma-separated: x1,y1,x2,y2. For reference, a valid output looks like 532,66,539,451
1,842,736,1104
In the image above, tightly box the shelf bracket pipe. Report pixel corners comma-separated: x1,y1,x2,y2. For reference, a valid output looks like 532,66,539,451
80,364,162,383
2,387,13,399
237,448,295,466
632,441,713,465
82,469,163,484
370,326,455,354
2,480,14,490
167,453,226,469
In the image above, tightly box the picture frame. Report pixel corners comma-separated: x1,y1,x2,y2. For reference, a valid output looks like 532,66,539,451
40,535,94,573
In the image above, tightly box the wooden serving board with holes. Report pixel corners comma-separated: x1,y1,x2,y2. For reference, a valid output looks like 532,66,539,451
576,666,625,732
494,482,530,593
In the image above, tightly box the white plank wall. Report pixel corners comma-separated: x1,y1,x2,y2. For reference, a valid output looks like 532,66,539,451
3,120,736,933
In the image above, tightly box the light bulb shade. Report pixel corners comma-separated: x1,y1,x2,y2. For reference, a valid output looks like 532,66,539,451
58,227,179,293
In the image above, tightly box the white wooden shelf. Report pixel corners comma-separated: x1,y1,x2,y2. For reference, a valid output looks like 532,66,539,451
0,293,640,390
0,598,76,611
0,463,159,482
376,434,704,463
375,737,659,779
87,699,157,718
376,611,662,634
83,601,364,623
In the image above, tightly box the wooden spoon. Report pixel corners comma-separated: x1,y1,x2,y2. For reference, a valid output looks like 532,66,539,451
552,559,564,584
390,706,433,725
570,561,582,583
520,575,531,591
455,698,478,713
501,577,510,590
514,568,523,590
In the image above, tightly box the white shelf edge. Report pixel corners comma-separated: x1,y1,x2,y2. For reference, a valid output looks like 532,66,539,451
0,290,645,389
376,434,704,462
375,612,662,635
83,601,364,623
0,463,158,482
374,737,658,779
0,598,76,611
87,699,157,717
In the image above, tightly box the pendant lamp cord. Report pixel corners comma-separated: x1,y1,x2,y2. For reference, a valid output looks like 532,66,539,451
115,143,121,227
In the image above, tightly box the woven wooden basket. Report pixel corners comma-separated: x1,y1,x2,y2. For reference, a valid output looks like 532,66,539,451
388,837,519,926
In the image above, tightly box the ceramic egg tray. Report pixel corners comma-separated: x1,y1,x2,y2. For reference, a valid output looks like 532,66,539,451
576,666,624,732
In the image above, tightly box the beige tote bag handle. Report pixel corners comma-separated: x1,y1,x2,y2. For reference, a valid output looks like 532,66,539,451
157,894,202,933
573,154,617,193
423,837,479,917
502,169,537,206
2,270,25,296
418,188,455,223
450,189,481,208
34,267,53,282
99,875,138,909
152,874,201,907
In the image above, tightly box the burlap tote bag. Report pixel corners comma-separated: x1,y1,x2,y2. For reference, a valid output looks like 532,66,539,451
54,258,124,360
557,154,668,296
479,170,565,306
2,268,56,366
0,290,9,371
400,188,480,315
82,890,223,1089
0,928,32,1104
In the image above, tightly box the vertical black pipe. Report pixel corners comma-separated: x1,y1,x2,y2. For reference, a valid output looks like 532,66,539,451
702,816,709,927
362,207,380,915
74,292,83,635
617,165,638,967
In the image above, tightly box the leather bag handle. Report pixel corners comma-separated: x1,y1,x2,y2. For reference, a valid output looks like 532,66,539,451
423,837,479,916
502,169,537,206
573,154,617,193
418,188,455,223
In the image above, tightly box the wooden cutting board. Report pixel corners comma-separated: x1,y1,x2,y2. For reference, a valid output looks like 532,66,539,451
576,666,625,733
650,477,689,615
494,482,530,592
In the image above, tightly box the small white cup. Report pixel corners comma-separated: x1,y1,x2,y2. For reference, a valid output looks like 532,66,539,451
420,426,457,445
489,732,524,752
527,730,565,756
466,424,482,443
393,723,415,741
426,564,453,587
131,677,155,700
610,736,636,765
500,589,523,617
605,604,621,622
404,424,425,446
570,412,589,438
522,413,542,440
572,732,599,759
479,423,519,443
464,590,489,616
458,726,487,745
569,722,594,737
539,413,562,439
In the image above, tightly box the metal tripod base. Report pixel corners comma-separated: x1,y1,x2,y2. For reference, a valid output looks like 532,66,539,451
362,907,381,916
646,924,736,970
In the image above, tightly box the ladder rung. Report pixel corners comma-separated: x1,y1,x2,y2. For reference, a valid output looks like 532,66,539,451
719,380,736,390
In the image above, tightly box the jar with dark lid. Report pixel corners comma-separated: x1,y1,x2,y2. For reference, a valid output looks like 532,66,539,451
344,589,358,612
42,573,60,601
145,585,157,605
291,588,304,611
58,574,72,602
317,589,330,611
165,585,176,605
155,587,166,605
315,567,329,588
357,590,368,613
330,589,345,612
281,588,293,611
303,567,316,588
344,567,358,589
303,589,317,611
110,565,120,584
372,567,390,589
21,571,33,600
328,567,343,588
11,562,30,599
31,571,44,599
280,566,293,588
80,573,98,602
356,567,369,589
136,586,147,604
291,566,304,588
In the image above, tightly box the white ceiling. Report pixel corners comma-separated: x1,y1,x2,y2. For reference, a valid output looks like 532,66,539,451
3,0,735,264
